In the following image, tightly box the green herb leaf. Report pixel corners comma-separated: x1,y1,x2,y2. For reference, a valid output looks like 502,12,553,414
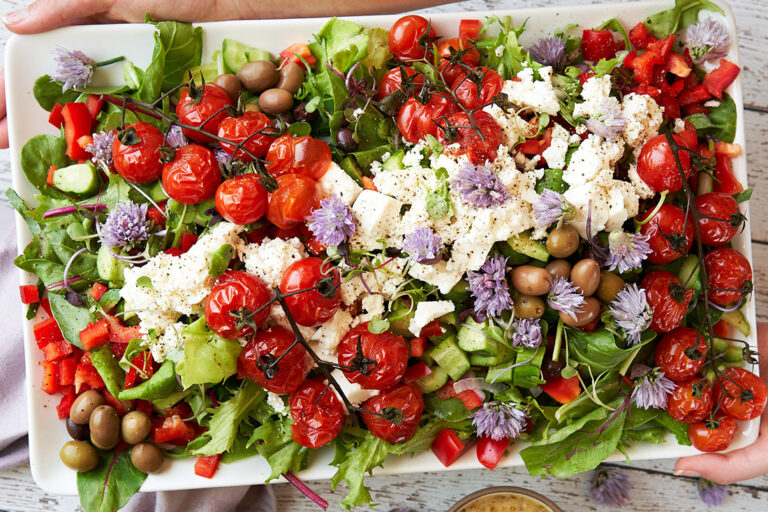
177,318,242,388
118,360,182,402
89,346,126,398
208,244,234,277
568,327,654,372
288,122,312,137
367,317,390,334
734,188,752,203
685,94,737,143
32,75,79,111
644,0,723,38
136,276,154,288
48,293,93,349
76,449,146,512
20,135,72,199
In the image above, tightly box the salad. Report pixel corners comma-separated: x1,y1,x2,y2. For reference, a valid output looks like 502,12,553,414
10,0,766,510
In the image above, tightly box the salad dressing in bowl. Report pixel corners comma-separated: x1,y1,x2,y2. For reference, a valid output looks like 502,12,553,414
449,487,562,512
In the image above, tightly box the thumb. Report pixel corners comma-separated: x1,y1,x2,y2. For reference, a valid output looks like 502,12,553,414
675,435,768,485
3,0,114,34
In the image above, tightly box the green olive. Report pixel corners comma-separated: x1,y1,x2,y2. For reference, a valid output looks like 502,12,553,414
560,297,601,327
131,443,165,474
212,73,242,101
70,390,104,425
89,405,121,450
511,265,552,296
276,61,305,95
59,441,99,472
596,270,626,303
545,259,571,280
237,60,279,93
243,102,261,113
570,259,601,297
514,294,546,319
546,225,580,258
258,88,294,115
121,410,152,445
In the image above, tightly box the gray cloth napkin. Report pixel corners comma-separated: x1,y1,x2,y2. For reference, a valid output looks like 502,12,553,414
0,204,276,512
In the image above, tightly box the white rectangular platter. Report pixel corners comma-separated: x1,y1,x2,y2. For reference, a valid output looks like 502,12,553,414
5,0,758,496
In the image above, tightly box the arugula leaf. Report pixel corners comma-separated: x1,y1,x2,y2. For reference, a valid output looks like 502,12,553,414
89,346,126,398
32,75,80,111
20,135,72,199
476,16,528,80
177,319,242,388
311,18,370,73
192,382,265,456
331,433,390,509
685,94,737,143
77,449,146,512
653,410,692,446
644,0,723,38
118,360,182,402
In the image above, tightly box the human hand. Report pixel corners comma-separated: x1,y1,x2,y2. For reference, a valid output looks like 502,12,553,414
674,322,768,484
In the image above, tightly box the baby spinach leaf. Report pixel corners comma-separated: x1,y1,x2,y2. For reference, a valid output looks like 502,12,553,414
685,94,737,143
568,328,653,372
192,382,265,456
155,21,204,90
48,293,92,348
20,135,71,199
90,346,126,398
118,360,182,402
644,0,723,38
77,449,146,512
32,74,80,111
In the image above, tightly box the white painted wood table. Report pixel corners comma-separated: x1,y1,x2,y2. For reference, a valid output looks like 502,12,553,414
0,0,767,510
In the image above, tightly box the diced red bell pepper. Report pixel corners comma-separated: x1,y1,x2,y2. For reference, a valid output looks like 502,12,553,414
89,283,108,301
180,233,199,253
661,78,685,99
714,141,742,158
42,361,58,395
677,123,699,150
540,374,581,404
147,201,167,227
194,454,221,479
713,154,743,194
628,22,648,49
48,103,65,128
56,389,76,419
61,102,93,160
41,338,74,362
517,138,540,155
279,43,316,69
40,297,52,317
163,247,185,257
58,356,78,386
579,72,595,86
125,352,155,389
136,400,155,417
75,361,105,393
85,94,104,119
404,361,432,383
476,436,511,470
153,414,197,444
678,84,711,106
420,319,444,338
46,166,57,187
459,19,481,41
34,317,64,348
106,317,143,344
581,29,617,61
19,285,40,304
666,52,691,78
631,84,661,99
629,50,663,84
646,34,676,59
110,342,129,360
657,94,680,119
682,103,709,116
622,50,637,69
102,389,130,417
435,380,484,410
432,429,465,467
703,59,740,99
79,319,111,350
409,336,428,358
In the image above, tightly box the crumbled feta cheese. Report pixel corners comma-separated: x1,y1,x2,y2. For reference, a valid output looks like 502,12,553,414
361,294,385,318
331,370,379,409
703,100,721,108
402,143,426,168
350,190,403,250
542,123,570,169
310,309,354,358
621,93,664,148
408,261,465,294
267,392,289,416
501,67,560,115
241,237,307,287
409,300,455,336
483,104,524,148
564,134,625,184
495,45,505,57
574,75,615,119
150,322,186,363
672,118,686,133
373,163,436,204
628,162,655,199
266,303,317,339
317,162,362,205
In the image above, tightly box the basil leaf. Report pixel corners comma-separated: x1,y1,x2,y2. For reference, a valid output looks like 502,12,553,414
77,449,146,512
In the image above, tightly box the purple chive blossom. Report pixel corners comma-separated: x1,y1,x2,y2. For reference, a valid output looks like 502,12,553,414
452,164,512,208
402,226,442,264
165,125,188,148
472,401,528,441
467,255,513,318
215,149,231,164
52,47,95,91
585,99,626,140
589,466,631,507
630,365,677,410
698,479,728,507
307,194,356,247
606,231,652,273
100,201,150,249
609,284,652,346
528,37,567,69
511,318,543,348
533,189,573,228
686,18,730,63
85,130,115,168
547,275,585,316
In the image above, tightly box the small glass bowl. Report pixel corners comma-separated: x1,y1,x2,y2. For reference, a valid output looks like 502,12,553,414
447,486,564,512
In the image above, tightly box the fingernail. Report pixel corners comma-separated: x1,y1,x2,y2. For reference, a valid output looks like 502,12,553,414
674,470,701,477
3,7,28,25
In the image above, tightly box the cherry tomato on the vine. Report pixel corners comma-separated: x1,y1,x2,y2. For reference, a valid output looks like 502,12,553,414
667,378,713,423
279,257,341,326
704,247,752,306
161,144,222,204
377,66,425,100
217,112,276,160
655,327,708,382
238,326,309,394
689,416,737,452
205,270,271,339
388,15,436,61
451,67,503,110
396,93,458,144
266,174,320,230
642,270,694,333
438,37,480,84
713,367,768,421
638,204,694,264
337,324,408,390
361,382,424,443
695,192,743,247
290,378,345,448
176,83,234,143
265,134,332,180
636,134,692,193
111,122,165,183
215,174,268,225
438,110,504,164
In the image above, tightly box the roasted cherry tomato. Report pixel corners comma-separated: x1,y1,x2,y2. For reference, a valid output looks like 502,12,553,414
361,382,424,443
667,378,713,423
396,93,458,144
176,83,234,143
438,110,504,164
217,112,277,160
388,15,436,61
376,66,425,100
279,257,341,326
581,29,617,61
161,144,222,204
111,122,165,183
438,37,480,84
215,174,268,225
655,327,708,382
266,174,320,230
265,134,332,180
638,204,694,264
642,270,693,333
290,378,345,448
205,270,271,339
713,367,768,421
704,247,752,306
636,134,692,193
238,326,309,394
695,192,743,247
337,324,408,390
689,416,737,452
451,67,503,110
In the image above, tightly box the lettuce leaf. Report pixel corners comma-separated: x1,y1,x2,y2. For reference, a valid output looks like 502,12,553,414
476,16,528,80
248,415,309,482
118,360,182,402
177,318,242,388
311,18,370,73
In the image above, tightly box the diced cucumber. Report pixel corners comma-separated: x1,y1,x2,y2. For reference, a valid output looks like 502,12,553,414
440,311,458,325
221,39,272,73
382,150,405,172
216,51,227,76
496,241,531,266
723,345,744,363
339,156,364,185
457,319,498,355
677,254,701,292
486,362,514,383
429,336,470,381
469,343,514,366
97,245,128,284
208,244,234,277
721,309,750,336
416,366,449,394
52,162,100,196
444,280,471,304
507,231,549,262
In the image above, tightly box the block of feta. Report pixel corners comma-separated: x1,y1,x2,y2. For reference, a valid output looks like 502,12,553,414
408,261,465,295
409,300,455,336
373,164,435,205
331,369,379,409
317,162,362,205
621,92,664,149
573,75,614,119
149,322,186,363
502,67,560,115
241,237,307,287
310,309,354,358
541,123,570,169
350,190,403,250
564,134,625,185
483,104,524,148
267,392,289,416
